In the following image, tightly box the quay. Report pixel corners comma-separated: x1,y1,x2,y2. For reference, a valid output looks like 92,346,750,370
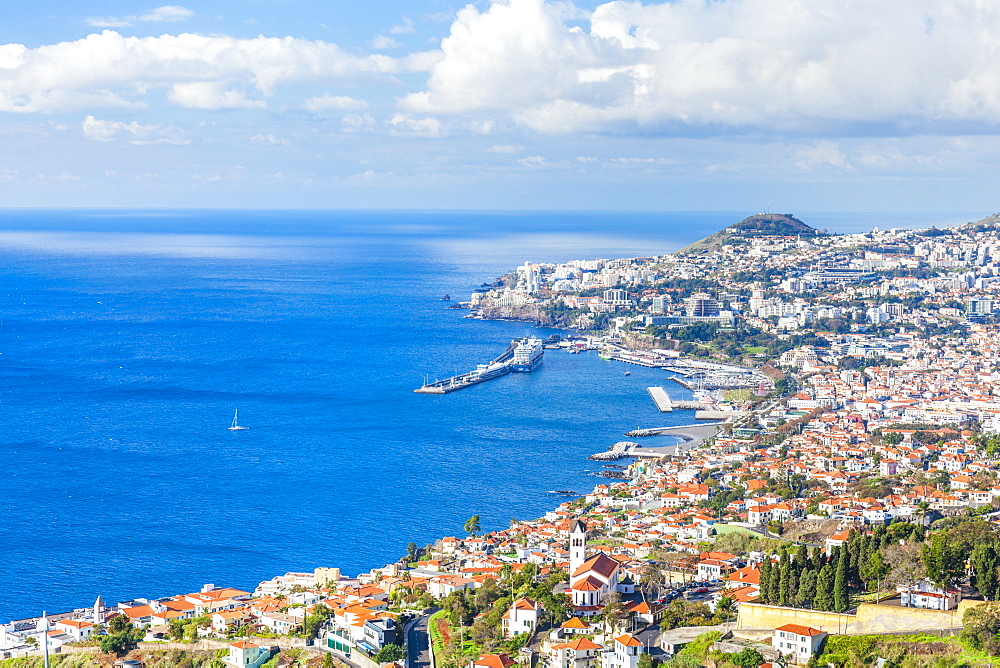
414,342,516,394
646,386,724,412
413,366,509,394
647,386,674,411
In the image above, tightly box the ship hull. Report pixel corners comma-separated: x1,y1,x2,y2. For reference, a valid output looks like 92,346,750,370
511,355,543,372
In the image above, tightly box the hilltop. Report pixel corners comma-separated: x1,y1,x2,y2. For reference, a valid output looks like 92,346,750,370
961,212,1000,232
677,212,823,255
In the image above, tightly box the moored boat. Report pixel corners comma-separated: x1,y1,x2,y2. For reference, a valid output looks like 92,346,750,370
510,336,544,372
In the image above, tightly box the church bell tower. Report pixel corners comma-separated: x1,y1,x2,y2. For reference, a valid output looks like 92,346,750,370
569,519,587,573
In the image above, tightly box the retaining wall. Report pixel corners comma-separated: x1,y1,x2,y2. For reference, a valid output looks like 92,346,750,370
734,600,982,638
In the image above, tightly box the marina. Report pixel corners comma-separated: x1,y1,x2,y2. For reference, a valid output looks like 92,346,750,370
599,344,771,390
646,385,746,417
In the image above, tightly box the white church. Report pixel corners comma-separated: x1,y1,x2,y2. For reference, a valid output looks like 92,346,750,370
567,520,634,614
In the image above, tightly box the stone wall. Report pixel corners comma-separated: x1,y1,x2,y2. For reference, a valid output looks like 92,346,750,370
735,603,855,636
734,600,982,638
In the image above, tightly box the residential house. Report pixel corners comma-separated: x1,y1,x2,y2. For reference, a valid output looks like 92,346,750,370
502,598,540,638
772,624,827,665
225,641,273,668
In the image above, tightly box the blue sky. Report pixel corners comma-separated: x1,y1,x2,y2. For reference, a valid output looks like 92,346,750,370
2,0,1000,212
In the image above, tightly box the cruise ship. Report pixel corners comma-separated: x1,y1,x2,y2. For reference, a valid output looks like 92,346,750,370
510,336,544,372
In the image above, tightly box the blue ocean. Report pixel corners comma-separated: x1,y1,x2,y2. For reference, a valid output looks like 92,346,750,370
0,209,978,621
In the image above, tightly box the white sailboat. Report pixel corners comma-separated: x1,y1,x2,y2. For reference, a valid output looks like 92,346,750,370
228,409,248,431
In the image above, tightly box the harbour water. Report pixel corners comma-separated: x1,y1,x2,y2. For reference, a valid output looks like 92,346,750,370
0,208,979,621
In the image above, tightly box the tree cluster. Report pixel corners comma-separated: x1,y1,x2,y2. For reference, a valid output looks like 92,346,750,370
101,614,146,655
757,525,925,612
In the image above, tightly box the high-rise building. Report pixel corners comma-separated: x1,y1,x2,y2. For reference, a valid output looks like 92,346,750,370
685,292,720,317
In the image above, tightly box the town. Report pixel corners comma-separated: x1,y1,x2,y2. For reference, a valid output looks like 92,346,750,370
9,212,1000,667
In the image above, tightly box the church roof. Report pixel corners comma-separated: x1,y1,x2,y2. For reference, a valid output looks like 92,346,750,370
572,553,619,579
571,576,604,591
569,519,587,533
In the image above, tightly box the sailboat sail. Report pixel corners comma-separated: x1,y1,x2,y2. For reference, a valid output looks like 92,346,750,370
228,409,248,431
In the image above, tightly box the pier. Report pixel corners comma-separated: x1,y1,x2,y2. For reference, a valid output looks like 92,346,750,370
646,386,715,412
415,339,535,394
647,386,674,411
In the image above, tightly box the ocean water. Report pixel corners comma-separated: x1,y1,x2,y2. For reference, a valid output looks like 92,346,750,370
0,209,978,621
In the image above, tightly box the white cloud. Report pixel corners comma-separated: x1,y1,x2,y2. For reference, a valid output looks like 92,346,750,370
250,133,290,146
82,115,190,144
518,155,548,166
86,5,193,28
85,17,132,28
388,113,444,137
488,144,521,153
0,30,421,113
391,18,416,34
140,6,194,22
342,113,377,132
370,35,400,49
304,94,369,112
855,144,941,169
36,172,81,181
168,82,265,110
796,141,851,170
403,0,1000,136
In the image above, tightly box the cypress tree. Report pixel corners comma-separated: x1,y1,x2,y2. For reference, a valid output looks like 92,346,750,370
766,558,781,604
971,543,1000,601
873,525,888,549
759,557,773,604
834,546,850,612
779,557,792,607
847,534,862,584
796,569,817,609
810,546,825,571
789,567,800,607
814,564,835,611
794,546,808,572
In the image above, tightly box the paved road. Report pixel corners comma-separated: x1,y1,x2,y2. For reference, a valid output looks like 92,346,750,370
407,608,437,668
635,624,664,659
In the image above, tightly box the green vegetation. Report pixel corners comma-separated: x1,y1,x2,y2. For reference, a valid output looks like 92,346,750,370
663,631,720,666
430,565,569,668
756,525,925,612
816,632,1000,667
374,643,407,663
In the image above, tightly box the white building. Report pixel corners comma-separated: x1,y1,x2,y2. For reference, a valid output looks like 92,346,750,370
567,520,626,614
602,634,643,668
898,580,962,610
501,597,540,638
772,624,827,665
225,641,273,668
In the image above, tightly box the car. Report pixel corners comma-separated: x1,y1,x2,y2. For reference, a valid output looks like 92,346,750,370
694,587,709,594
